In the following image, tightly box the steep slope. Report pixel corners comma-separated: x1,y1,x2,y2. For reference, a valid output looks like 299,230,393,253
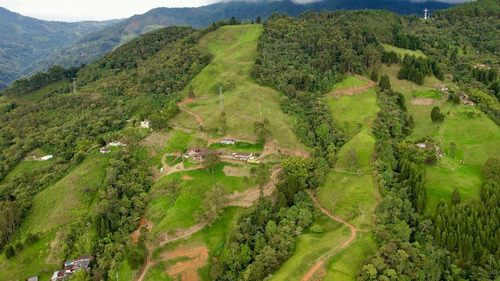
34,0,454,76
0,7,118,90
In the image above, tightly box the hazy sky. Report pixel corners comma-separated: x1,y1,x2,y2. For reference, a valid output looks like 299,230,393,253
0,0,472,22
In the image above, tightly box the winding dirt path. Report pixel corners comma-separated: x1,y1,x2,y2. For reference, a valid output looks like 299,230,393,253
325,74,376,99
177,98,207,127
136,255,154,281
301,191,370,281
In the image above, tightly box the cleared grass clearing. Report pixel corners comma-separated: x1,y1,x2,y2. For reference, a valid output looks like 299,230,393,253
147,164,253,234
335,130,376,173
170,25,304,150
326,88,379,136
423,106,499,211
440,107,500,165
317,172,375,230
380,64,441,95
324,232,378,280
270,213,350,281
1,160,50,184
145,263,172,281
406,100,453,141
331,75,369,91
382,43,427,58
21,154,108,234
426,164,483,211
0,232,59,281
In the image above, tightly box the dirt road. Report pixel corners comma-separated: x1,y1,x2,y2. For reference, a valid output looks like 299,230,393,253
178,98,206,127
301,191,370,281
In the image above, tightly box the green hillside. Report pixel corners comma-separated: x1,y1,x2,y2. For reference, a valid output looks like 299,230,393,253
1,2,499,280
171,25,304,150
21,154,108,234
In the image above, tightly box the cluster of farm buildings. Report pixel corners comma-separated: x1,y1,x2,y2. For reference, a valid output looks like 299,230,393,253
47,256,92,280
185,139,255,161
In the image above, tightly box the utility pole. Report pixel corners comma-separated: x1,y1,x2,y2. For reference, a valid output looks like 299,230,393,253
219,86,223,110
72,78,77,93
424,8,429,20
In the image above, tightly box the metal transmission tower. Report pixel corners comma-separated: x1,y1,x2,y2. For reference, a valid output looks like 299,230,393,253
219,86,223,110
424,8,429,20
72,78,77,93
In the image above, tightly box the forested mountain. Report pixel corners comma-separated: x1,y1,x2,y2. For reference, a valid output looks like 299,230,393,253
0,7,119,91
1,0,499,280
33,0,454,80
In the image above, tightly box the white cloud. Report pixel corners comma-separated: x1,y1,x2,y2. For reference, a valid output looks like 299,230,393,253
0,0,220,21
0,0,474,22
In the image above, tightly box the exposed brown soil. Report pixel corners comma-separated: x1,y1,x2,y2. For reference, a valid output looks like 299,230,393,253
158,222,208,247
181,175,194,180
410,98,434,105
131,217,154,243
141,131,175,148
163,244,209,281
325,74,376,99
227,166,280,207
222,165,250,177
258,144,310,160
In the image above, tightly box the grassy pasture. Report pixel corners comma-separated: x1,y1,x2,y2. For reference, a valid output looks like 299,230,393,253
326,88,379,137
21,154,108,234
170,25,303,150
382,43,427,58
380,64,441,95
317,172,376,230
147,164,253,234
324,232,378,280
331,75,369,91
424,106,500,211
270,213,349,281
0,232,59,281
334,130,376,173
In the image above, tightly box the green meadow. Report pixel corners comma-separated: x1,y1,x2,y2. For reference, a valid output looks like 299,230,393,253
424,106,500,211
147,163,253,234
331,75,369,92
0,233,59,281
324,232,378,280
270,213,349,281
326,88,379,136
21,154,108,234
170,25,304,150
382,43,427,58
334,130,376,173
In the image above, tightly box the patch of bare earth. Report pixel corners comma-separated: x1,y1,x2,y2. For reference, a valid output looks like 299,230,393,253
227,166,281,207
131,217,154,243
411,98,434,105
45,230,64,264
141,131,175,148
181,175,194,180
162,244,209,281
223,165,250,177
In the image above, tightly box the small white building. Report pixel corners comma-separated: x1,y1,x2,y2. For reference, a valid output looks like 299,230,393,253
232,152,253,161
99,147,111,154
108,141,126,147
416,143,426,149
220,138,235,145
40,155,53,161
140,120,150,129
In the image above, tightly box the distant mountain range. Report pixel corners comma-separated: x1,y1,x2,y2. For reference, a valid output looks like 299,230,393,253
0,0,455,90
0,7,120,90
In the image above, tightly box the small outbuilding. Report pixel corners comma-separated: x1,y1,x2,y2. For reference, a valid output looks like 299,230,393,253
99,147,111,154
220,138,235,145
140,120,150,129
